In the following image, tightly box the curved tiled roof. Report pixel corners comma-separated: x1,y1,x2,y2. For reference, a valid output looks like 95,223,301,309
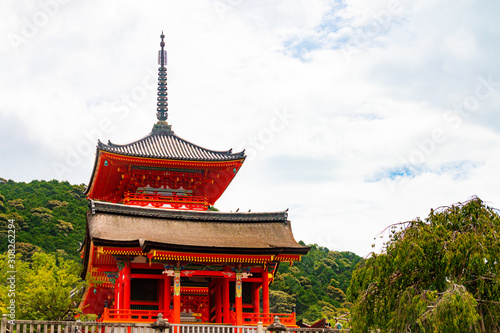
97,131,245,161
86,201,310,255
89,200,287,222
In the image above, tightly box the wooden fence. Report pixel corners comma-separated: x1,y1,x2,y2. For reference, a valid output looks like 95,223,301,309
1,315,349,333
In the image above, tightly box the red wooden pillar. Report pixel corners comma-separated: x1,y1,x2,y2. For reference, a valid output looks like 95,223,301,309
173,270,181,323
253,282,260,314
114,276,120,310
119,281,124,310
235,272,243,326
215,279,222,323
262,266,270,313
123,263,131,310
164,276,172,313
223,274,230,323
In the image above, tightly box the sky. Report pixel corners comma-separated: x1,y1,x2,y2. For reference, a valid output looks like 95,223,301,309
1,0,500,257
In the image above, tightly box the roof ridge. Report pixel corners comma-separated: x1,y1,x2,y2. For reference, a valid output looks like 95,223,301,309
89,200,287,222
98,131,246,160
103,131,171,148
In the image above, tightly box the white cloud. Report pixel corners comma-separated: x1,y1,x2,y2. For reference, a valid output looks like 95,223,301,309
1,0,500,256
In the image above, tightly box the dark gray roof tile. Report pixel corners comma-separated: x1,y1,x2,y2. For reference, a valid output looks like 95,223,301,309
98,132,245,161
87,200,310,255
90,200,287,222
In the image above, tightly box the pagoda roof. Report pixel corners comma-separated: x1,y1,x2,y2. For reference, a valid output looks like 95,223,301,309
86,200,309,255
97,130,245,162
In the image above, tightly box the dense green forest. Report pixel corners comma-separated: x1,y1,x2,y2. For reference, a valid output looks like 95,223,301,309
0,178,362,323
0,178,88,261
271,245,361,323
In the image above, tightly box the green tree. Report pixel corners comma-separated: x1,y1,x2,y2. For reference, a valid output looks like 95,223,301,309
271,244,361,323
0,252,85,320
0,192,6,213
348,197,500,332
269,290,295,313
0,180,88,261
430,284,480,333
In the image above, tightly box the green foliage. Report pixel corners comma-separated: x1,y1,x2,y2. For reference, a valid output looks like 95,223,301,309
47,200,69,209
15,242,42,261
57,220,74,233
269,290,295,313
0,180,88,261
8,199,25,209
74,308,98,321
326,286,346,303
270,244,361,326
0,252,85,320
429,284,480,333
31,207,53,214
348,197,500,332
0,214,27,238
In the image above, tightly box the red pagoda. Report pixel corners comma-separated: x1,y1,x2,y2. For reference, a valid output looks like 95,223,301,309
79,33,309,326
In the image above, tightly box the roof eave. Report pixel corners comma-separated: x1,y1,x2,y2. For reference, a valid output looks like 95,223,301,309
90,238,310,256
90,200,289,222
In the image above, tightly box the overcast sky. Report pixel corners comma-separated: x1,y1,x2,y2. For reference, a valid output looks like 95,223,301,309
1,0,500,256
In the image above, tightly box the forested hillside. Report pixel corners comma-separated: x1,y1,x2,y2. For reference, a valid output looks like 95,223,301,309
270,244,362,323
0,178,88,261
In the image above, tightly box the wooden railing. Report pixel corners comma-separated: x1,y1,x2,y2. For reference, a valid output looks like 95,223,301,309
1,315,350,333
0,318,151,333
233,313,296,326
99,309,294,327
100,309,173,323
123,193,208,210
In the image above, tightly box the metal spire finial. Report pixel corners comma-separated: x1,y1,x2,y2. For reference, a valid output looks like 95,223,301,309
156,31,168,122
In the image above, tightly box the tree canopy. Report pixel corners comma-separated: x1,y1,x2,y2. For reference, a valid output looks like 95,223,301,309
0,252,85,320
348,197,500,332
270,244,361,326
0,179,87,261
